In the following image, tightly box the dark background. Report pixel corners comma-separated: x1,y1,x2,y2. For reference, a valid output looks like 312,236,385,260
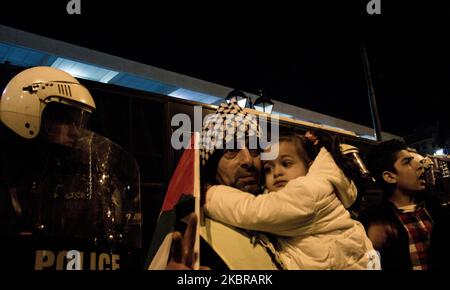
1,1,450,139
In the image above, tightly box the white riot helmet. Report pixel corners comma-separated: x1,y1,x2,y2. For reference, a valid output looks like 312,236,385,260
0,66,96,139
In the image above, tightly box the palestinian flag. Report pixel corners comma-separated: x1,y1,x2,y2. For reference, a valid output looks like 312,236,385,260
145,133,200,269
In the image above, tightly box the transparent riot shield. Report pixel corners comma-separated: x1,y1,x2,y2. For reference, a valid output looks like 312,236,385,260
0,129,141,270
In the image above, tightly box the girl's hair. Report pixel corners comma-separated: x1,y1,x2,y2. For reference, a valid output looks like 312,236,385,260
272,133,314,168
305,129,359,183
271,128,359,183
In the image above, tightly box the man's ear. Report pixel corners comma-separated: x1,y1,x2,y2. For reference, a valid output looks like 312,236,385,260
382,171,397,184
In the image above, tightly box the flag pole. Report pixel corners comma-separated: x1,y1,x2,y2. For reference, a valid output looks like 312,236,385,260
193,131,201,270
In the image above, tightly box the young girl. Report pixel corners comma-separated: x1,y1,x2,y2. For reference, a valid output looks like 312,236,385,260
204,132,380,269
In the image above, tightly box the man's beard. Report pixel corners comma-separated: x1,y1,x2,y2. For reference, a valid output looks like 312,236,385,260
235,183,260,195
234,175,260,195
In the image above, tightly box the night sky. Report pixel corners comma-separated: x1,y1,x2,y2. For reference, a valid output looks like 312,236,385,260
1,1,449,140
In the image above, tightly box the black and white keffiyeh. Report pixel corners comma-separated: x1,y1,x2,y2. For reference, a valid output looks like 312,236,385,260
200,98,261,166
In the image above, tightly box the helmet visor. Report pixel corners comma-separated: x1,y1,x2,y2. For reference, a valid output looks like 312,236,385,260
41,103,91,147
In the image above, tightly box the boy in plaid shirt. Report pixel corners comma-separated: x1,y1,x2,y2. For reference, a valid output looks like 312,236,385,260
359,139,449,270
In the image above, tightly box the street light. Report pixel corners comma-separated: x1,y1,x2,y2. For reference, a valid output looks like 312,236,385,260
253,90,274,114
226,89,251,108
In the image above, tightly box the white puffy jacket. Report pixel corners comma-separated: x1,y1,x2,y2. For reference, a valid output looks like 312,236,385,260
205,148,379,269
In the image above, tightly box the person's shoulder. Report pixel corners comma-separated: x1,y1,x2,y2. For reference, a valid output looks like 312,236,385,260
372,200,397,212
358,200,395,223
419,191,450,217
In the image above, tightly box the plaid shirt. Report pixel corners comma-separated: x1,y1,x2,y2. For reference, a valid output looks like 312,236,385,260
396,204,434,270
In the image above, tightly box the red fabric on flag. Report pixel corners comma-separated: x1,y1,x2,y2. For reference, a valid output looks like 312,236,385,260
161,137,195,212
